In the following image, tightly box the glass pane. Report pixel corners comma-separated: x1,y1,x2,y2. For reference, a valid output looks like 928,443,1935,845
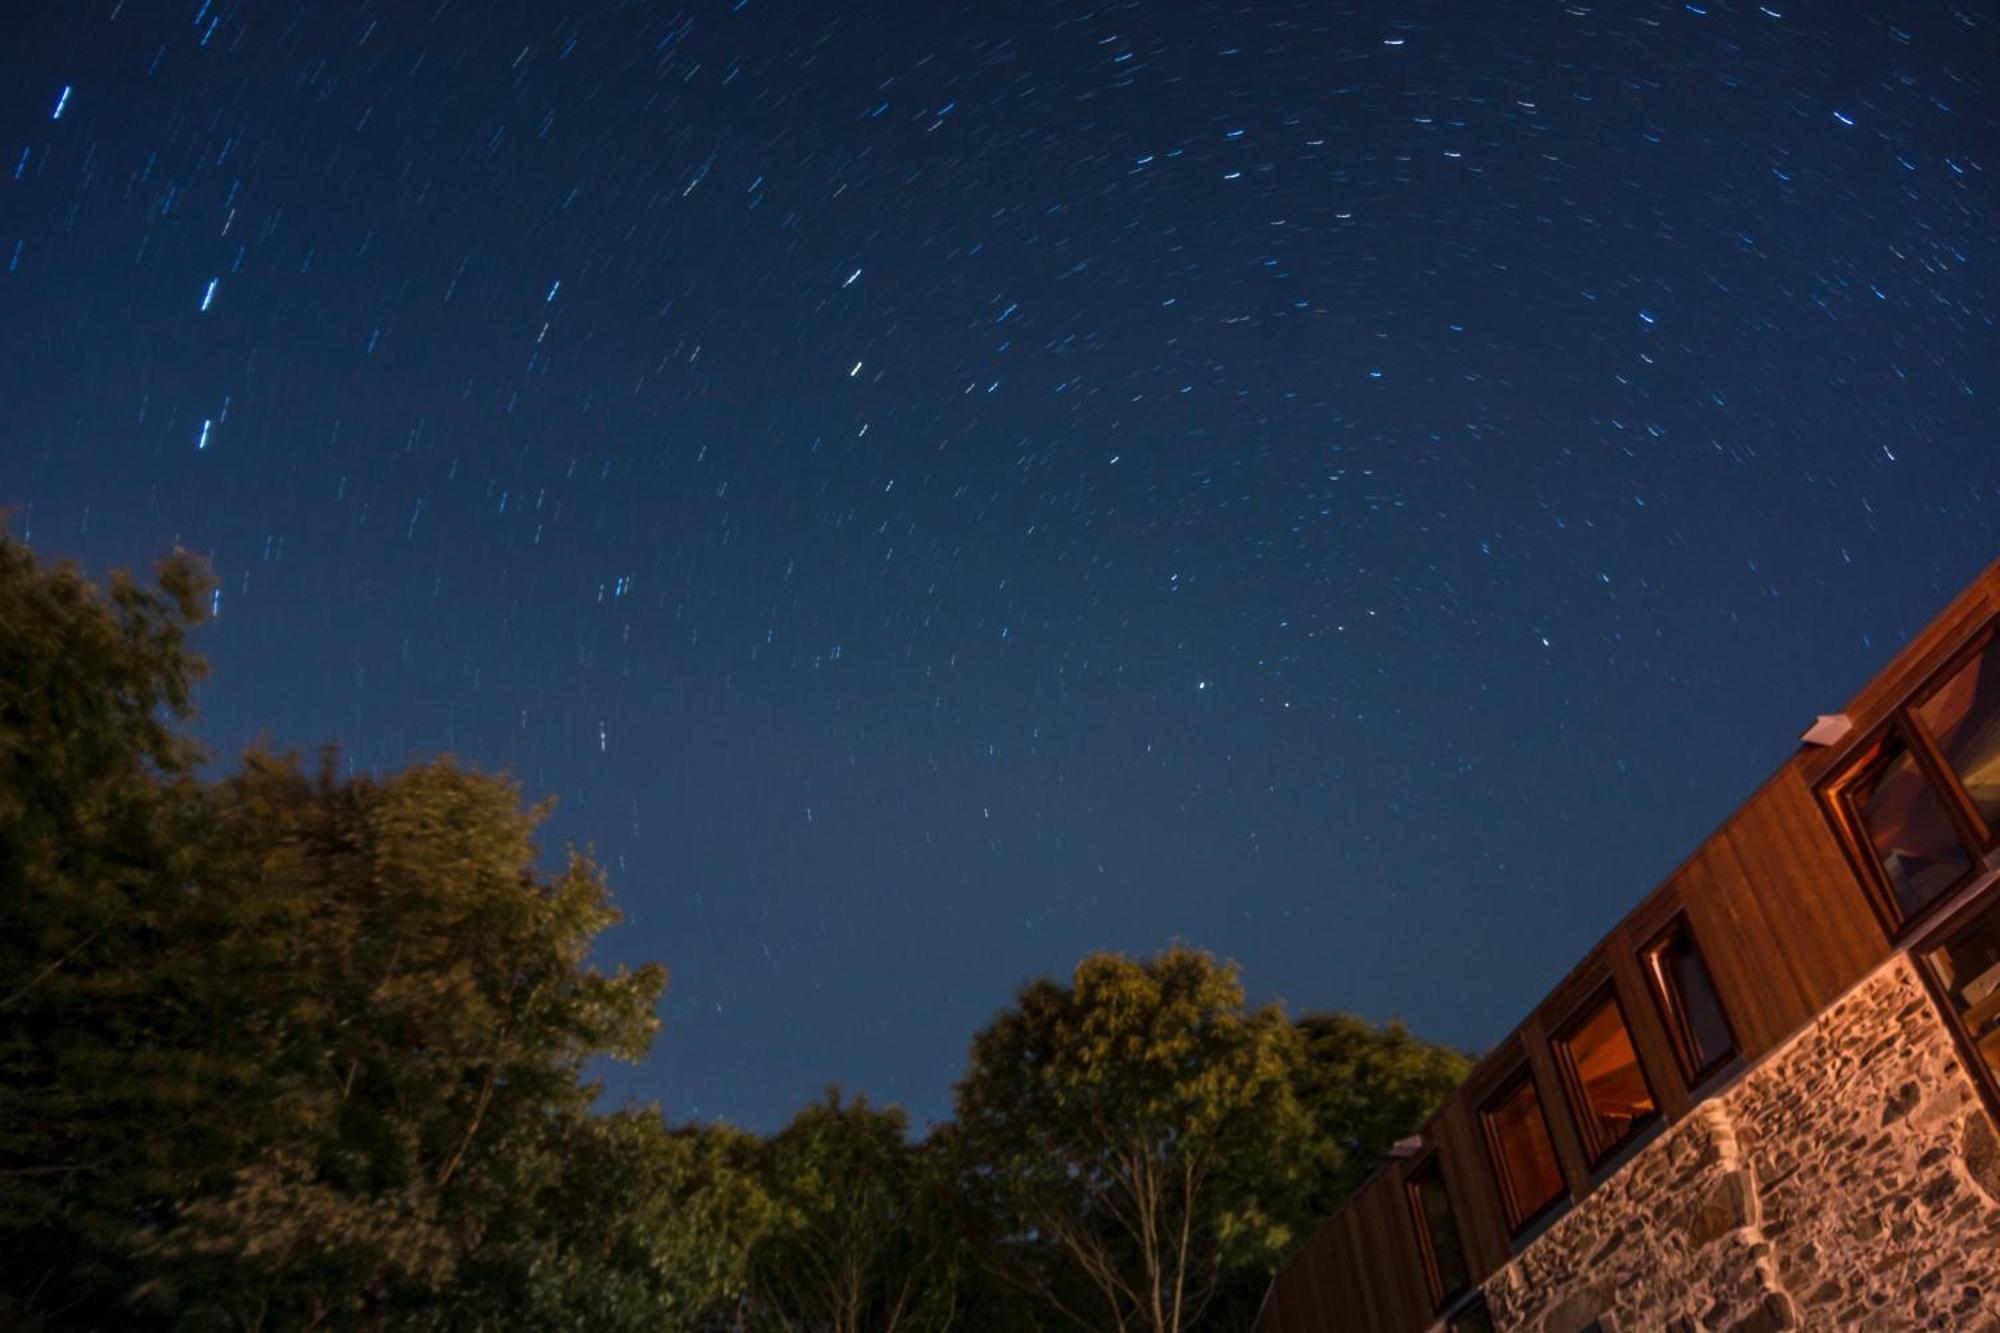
1447,1300,1496,1333
1557,996,1655,1161
1409,1160,1468,1301
1917,635,2000,827
1853,738,1972,917
1482,1075,1564,1230
1645,924,1735,1079
1924,896,2000,1087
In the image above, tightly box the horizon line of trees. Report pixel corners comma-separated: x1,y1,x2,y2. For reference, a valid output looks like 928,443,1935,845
0,530,1470,1332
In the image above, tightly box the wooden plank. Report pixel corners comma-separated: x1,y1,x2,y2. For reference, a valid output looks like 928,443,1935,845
1268,1221,1324,1333
1621,877,1689,948
1725,767,1885,1010
1294,1207,1358,1332
1712,811,1826,1039
1437,1095,1509,1283
1433,1095,1508,1304
1279,1236,1322,1333
1375,1168,1434,1330
1674,835,1794,1057
1518,1009,1591,1204
1281,1228,1323,1333
1457,1037,1530,1110
1299,1224,1338,1333
1350,1178,1407,1333
1365,1176,1425,1333
1538,944,1616,1034
1332,1204,1384,1333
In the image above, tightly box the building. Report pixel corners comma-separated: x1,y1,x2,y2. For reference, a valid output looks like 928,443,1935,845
1254,557,2000,1333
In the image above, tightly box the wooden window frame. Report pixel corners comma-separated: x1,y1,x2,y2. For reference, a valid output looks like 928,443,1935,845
1549,982,1662,1170
1637,913,1739,1089
1821,619,2000,939
1910,871,2000,1128
1476,1064,1567,1236
1444,1294,1496,1333
1402,1149,1469,1311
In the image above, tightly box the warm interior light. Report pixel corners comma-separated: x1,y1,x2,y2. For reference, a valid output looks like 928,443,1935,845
1559,995,1656,1159
1916,635,2000,825
1852,738,1973,916
1482,1075,1564,1230
1926,897,2000,1082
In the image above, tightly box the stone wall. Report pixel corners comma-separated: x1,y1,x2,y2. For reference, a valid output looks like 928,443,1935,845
1478,954,2000,1333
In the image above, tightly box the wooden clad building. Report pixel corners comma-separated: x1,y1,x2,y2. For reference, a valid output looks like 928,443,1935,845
1255,555,2000,1332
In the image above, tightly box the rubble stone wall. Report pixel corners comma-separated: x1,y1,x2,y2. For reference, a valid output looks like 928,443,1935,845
1478,954,2000,1333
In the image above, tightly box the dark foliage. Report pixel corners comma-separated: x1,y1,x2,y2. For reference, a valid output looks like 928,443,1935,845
1,532,1465,1331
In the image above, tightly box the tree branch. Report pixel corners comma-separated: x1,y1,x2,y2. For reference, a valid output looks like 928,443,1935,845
435,1065,497,1189
0,929,102,1011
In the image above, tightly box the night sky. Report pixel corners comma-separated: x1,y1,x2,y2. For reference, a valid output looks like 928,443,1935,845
7,0,1998,1133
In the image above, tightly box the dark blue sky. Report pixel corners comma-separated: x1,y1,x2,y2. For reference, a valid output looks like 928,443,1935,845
7,0,1997,1133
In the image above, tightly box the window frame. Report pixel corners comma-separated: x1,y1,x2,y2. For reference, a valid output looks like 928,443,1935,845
1476,1064,1567,1237
1637,912,1738,1090
1401,1149,1470,1311
1549,982,1662,1170
1822,619,2000,938
1910,871,2000,1127
1443,1294,1496,1333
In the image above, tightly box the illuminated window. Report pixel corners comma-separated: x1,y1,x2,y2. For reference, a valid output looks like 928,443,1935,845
1478,1068,1565,1233
1829,624,2000,930
1640,916,1737,1085
1849,736,1974,916
1914,634,2000,826
1552,988,1658,1166
1404,1153,1468,1308
1922,893,2000,1092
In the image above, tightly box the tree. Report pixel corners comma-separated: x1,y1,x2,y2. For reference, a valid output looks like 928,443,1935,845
1,533,223,1324
0,529,667,1328
1,527,1476,1331
142,752,668,1327
747,1089,963,1333
475,1110,772,1333
950,948,1314,1333
1290,1014,1473,1222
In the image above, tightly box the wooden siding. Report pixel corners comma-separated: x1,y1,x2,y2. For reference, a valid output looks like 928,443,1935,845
1257,552,2000,1333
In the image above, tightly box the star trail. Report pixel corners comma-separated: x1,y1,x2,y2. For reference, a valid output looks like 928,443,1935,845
7,0,1998,1132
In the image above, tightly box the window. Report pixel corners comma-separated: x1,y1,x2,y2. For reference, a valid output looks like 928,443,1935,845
1848,736,1974,916
1639,916,1737,1085
1404,1153,1469,1308
1446,1297,1495,1333
1921,893,2000,1092
1552,988,1657,1166
1478,1068,1565,1233
1828,625,2000,930
1914,633,2000,825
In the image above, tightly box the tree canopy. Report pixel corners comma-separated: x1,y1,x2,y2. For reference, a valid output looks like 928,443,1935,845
748,1089,964,1333
1,534,668,1327
1292,1013,1475,1220
950,948,1313,1333
1,530,1470,1331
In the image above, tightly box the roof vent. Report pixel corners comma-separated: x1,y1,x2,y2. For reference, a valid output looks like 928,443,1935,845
1388,1135,1424,1159
1801,713,1854,748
